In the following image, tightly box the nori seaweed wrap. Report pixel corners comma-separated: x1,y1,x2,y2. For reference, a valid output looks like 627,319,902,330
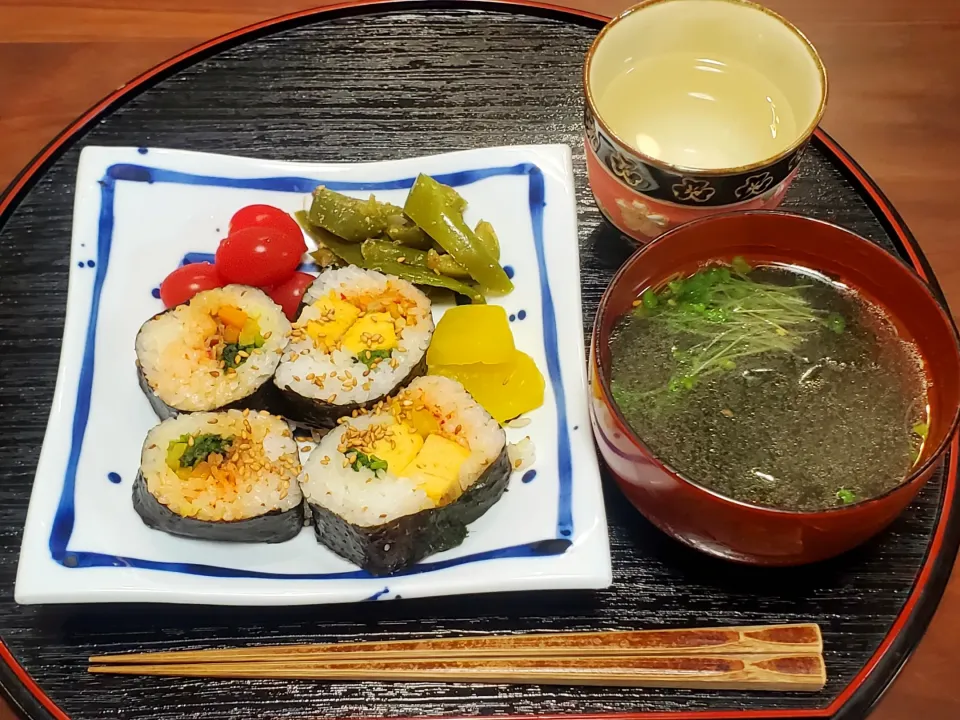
300,376,510,574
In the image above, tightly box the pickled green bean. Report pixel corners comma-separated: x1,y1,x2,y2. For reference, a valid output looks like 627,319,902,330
308,187,393,242
404,174,513,295
295,211,365,267
473,220,500,263
365,259,485,303
426,249,470,278
361,239,428,266
384,215,433,249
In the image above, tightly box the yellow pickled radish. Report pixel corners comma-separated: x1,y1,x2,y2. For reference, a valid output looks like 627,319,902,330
431,351,545,423
426,305,515,366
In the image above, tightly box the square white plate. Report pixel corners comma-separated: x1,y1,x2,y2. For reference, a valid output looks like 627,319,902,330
15,144,611,605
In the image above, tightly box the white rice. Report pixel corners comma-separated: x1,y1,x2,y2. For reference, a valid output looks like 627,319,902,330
507,435,536,472
140,410,302,522
136,285,290,411
300,376,505,527
273,266,433,406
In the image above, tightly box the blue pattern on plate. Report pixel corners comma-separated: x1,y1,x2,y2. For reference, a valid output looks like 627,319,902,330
49,160,574,579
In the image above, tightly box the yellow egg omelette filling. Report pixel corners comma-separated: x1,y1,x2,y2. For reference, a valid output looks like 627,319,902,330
289,286,422,366
334,396,472,505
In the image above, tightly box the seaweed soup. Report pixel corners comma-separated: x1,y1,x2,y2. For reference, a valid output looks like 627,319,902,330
609,258,929,512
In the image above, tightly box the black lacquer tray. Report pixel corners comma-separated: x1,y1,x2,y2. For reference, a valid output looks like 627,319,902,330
0,2,956,719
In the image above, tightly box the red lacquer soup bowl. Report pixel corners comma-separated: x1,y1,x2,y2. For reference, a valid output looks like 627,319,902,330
589,211,960,565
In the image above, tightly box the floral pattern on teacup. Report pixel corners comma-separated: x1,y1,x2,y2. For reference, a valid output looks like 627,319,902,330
606,151,657,192
616,198,668,238
734,171,775,200
672,177,715,203
583,103,810,206
584,110,601,153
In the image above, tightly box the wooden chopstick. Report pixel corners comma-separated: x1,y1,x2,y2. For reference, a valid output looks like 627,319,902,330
89,623,821,665
88,653,826,691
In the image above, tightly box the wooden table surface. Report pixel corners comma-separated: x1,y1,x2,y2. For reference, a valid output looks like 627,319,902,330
1,0,958,717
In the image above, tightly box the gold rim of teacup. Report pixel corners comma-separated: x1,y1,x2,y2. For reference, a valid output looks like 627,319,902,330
583,0,829,177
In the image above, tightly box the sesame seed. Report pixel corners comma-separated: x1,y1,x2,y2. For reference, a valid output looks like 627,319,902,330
293,375,301,382
210,370,220,378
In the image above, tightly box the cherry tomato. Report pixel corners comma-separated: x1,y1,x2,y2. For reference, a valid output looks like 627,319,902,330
159,263,224,308
215,226,304,287
268,272,316,320
229,204,304,245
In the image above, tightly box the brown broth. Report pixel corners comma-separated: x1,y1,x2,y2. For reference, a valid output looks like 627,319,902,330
609,264,928,512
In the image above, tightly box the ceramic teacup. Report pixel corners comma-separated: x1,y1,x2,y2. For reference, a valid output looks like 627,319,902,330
583,0,827,241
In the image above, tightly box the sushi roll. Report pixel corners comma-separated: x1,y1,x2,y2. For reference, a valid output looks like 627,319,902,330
300,376,510,574
136,285,291,419
273,266,433,429
133,409,304,543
